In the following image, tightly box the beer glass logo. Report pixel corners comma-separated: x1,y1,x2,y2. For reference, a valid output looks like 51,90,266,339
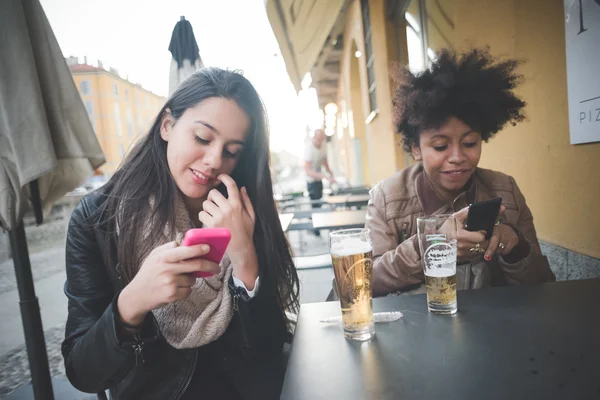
424,242,456,267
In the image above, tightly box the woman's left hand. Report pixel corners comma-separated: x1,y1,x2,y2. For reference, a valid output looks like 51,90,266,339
199,174,258,287
484,223,519,261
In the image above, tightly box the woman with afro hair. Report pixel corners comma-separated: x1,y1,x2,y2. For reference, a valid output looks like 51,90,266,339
366,48,555,297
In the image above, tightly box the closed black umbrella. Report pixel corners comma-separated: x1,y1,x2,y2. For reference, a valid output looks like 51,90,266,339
168,16,204,95
0,0,105,398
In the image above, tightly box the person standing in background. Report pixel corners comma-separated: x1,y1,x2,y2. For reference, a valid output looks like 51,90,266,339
304,129,336,200
304,129,336,236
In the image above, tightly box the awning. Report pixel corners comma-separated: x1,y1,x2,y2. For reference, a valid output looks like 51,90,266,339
266,0,345,92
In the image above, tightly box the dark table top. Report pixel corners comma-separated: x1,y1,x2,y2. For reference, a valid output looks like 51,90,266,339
311,209,366,230
282,279,600,400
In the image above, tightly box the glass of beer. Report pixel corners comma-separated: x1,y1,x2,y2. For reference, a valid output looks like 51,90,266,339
330,228,375,341
416,214,458,315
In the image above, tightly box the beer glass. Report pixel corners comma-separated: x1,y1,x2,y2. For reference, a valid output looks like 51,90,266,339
329,228,375,341
416,214,458,315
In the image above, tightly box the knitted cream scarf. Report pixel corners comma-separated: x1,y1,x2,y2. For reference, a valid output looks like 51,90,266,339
136,193,234,349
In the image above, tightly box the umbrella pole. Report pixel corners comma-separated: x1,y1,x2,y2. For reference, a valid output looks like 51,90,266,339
9,221,55,400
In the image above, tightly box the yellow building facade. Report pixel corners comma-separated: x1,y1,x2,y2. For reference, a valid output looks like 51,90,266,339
69,61,165,175
267,0,600,269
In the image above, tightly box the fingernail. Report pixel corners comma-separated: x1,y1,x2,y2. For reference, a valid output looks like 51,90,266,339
484,254,491,261
201,245,210,253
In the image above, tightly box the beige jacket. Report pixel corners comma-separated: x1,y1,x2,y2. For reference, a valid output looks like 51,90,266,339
366,163,555,297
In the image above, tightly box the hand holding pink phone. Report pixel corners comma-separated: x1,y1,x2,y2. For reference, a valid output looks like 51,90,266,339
182,228,231,278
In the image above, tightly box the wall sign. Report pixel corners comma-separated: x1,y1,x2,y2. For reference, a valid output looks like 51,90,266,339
564,0,600,144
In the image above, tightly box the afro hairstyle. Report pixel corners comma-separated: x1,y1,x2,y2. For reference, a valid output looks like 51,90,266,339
393,47,526,153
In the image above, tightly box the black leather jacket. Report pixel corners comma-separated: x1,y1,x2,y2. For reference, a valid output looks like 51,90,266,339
61,191,288,399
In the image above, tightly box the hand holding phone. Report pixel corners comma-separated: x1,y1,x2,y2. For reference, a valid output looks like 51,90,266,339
182,228,231,278
464,198,502,240
118,241,220,326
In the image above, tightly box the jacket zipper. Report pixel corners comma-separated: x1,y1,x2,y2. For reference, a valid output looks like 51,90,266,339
133,333,144,365
173,349,198,400
107,331,144,389
233,292,240,311
233,292,250,348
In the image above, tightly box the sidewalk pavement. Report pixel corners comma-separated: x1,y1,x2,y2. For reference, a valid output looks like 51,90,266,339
0,248,69,397
2,377,95,400
0,256,67,355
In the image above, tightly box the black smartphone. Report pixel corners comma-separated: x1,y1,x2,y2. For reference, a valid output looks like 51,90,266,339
464,198,502,240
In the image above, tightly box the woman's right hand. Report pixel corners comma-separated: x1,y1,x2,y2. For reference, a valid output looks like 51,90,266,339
117,241,221,326
451,207,488,263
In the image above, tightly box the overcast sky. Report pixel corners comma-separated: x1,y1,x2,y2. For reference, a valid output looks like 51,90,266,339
40,0,307,155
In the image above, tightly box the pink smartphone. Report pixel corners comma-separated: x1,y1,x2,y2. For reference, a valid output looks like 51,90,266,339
181,228,231,278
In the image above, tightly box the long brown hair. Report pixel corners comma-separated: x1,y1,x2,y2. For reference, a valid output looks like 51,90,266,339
98,68,299,315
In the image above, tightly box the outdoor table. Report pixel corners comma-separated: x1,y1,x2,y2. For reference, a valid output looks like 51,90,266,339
282,279,600,400
324,194,371,208
311,210,366,231
333,186,371,195
282,198,327,210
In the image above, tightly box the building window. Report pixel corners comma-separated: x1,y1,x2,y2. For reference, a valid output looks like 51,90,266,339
126,107,133,137
114,102,122,136
113,84,119,97
119,144,125,158
80,80,91,95
125,89,129,101
361,0,377,114
137,112,143,134
424,0,454,54
405,0,434,73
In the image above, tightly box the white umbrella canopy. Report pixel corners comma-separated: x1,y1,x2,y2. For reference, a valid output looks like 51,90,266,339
168,16,204,96
0,0,105,231
0,0,105,398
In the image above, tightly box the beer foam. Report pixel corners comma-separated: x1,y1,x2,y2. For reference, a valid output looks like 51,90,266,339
331,238,372,257
425,267,455,278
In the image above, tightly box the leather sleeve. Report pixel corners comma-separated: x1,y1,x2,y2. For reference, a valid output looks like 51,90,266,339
498,178,556,284
366,185,424,297
61,199,158,393
229,279,287,360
